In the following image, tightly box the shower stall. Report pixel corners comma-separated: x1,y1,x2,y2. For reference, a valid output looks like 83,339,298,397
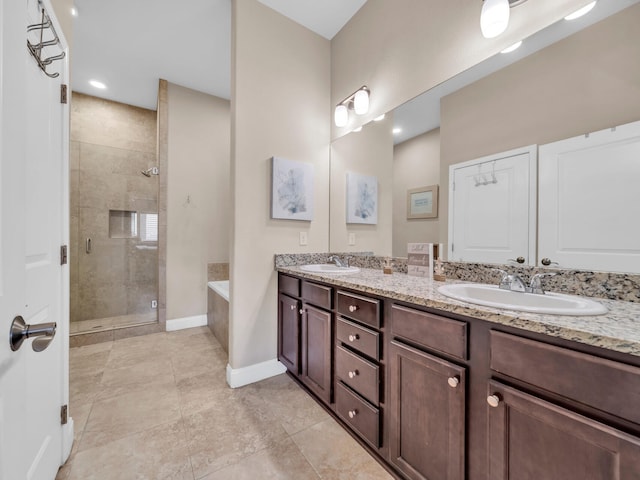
70,93,159,334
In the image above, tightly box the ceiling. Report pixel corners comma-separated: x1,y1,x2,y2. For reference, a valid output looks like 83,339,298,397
72,0,367,110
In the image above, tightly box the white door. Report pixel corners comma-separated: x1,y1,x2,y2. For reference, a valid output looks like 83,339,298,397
539,120,640,273
0,0,71,479
448,146,537,265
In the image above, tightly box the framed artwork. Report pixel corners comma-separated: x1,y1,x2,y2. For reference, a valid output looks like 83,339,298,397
407,184,438,219
346,172,378,224
271,156,314,221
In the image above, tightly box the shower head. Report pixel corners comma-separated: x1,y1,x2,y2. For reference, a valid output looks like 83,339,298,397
141,167,159,177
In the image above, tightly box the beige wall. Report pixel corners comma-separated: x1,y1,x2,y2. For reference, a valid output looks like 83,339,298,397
392,128,440,257
230,0,330,369
331,0,593,139
330,116,393,254
166,83,230,320
439,4,640,246
50,0,73,50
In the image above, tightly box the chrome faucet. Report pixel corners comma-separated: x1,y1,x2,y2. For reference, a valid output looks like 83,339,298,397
493,269,556,294
328,255,350,268
529,272,557,295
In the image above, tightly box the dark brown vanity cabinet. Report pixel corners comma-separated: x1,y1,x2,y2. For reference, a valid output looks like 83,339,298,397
388,305,467,480
334,290,383,448
277,274,334,405
487,331,640,480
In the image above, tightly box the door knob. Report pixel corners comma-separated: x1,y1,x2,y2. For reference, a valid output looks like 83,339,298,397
10,315,57,352
447,376,460,388
487,394,501,408
541,258,559,266
508,256,525,264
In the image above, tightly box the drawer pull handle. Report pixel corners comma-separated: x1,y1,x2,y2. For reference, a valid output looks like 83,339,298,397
447,376,460,388
487,394,501,408
290,305,295,310
348,305,358,313
348,409,358,419
348,370,359,379
299,309,304,315
348,334,359,342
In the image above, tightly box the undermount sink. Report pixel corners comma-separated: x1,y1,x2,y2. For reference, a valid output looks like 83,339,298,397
438,283,607,316
299,264,360,274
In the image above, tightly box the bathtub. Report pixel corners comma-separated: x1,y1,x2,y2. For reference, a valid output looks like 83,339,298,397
208,280,229,302
207,280,229,353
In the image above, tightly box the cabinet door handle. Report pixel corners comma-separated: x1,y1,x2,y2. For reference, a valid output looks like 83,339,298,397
348,305,358,313
447,376,460,388
290,305,295,310
348,334,359,342
487,394,501,408
299,309,304,315
348,370,359,379
348,409,358,419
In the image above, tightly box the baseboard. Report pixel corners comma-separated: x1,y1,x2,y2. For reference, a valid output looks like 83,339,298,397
226,359,287,388
165,314,207,332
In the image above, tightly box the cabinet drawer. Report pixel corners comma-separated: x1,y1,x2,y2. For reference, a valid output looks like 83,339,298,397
279,274,300,298
336,346,379,405
490,331,640,425
391,305,468,360
337,291,380,328
336,317,379,360
302,281,332,310
335,382,380,448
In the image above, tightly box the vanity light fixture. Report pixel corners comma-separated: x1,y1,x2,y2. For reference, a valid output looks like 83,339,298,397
392,127,402,135
564,1,597,20
374,114,386,122
70,6,78,17
480,0,528,39
501,40,522,53
89,79,107,89
352,126,363,133
334,86,370,127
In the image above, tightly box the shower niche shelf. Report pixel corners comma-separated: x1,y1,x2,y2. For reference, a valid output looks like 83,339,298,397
109,209,138,239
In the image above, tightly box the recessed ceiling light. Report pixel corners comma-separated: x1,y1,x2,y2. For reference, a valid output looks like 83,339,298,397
564,1,596,20
374,114,386,122
393,127,402,135
501,40,522,53
70,6,78,17
89,80,107,89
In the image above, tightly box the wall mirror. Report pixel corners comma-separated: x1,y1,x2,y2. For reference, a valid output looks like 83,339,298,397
329,0,640,274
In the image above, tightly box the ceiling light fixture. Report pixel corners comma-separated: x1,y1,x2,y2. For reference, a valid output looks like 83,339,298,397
334,86,370,127
393,127,402,135
352,126,363,133
501,40,522,53
480,0,528,39
374,114,386,122
564,1,597,20
89,79,107,89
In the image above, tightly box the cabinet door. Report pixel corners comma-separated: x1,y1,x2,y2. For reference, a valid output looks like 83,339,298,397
487,381,640,480
300,304,332,404
278,294,300,374
389,340,466,480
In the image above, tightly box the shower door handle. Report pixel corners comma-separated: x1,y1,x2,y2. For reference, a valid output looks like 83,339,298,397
86,237,92,254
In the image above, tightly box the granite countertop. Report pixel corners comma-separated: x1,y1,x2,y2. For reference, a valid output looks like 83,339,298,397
277,266,640,357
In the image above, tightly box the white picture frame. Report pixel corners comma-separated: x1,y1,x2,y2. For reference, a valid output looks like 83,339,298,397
271,157,314,221
346,172,378,224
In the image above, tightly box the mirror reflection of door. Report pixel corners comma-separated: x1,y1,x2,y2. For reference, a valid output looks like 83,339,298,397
449,146,537,265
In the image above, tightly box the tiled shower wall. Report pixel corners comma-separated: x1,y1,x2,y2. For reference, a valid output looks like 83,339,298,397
70,93,158,324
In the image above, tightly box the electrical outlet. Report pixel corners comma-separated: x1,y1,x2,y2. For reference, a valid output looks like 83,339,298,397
299,231,308,246
348,233,356,246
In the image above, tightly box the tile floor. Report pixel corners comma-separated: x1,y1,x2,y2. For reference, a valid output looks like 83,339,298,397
57,326,394,480
70,312,157,334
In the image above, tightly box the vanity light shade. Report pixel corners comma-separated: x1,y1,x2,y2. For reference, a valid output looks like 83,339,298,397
334,104,348,127
481,0,510,38
353,89,369,115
